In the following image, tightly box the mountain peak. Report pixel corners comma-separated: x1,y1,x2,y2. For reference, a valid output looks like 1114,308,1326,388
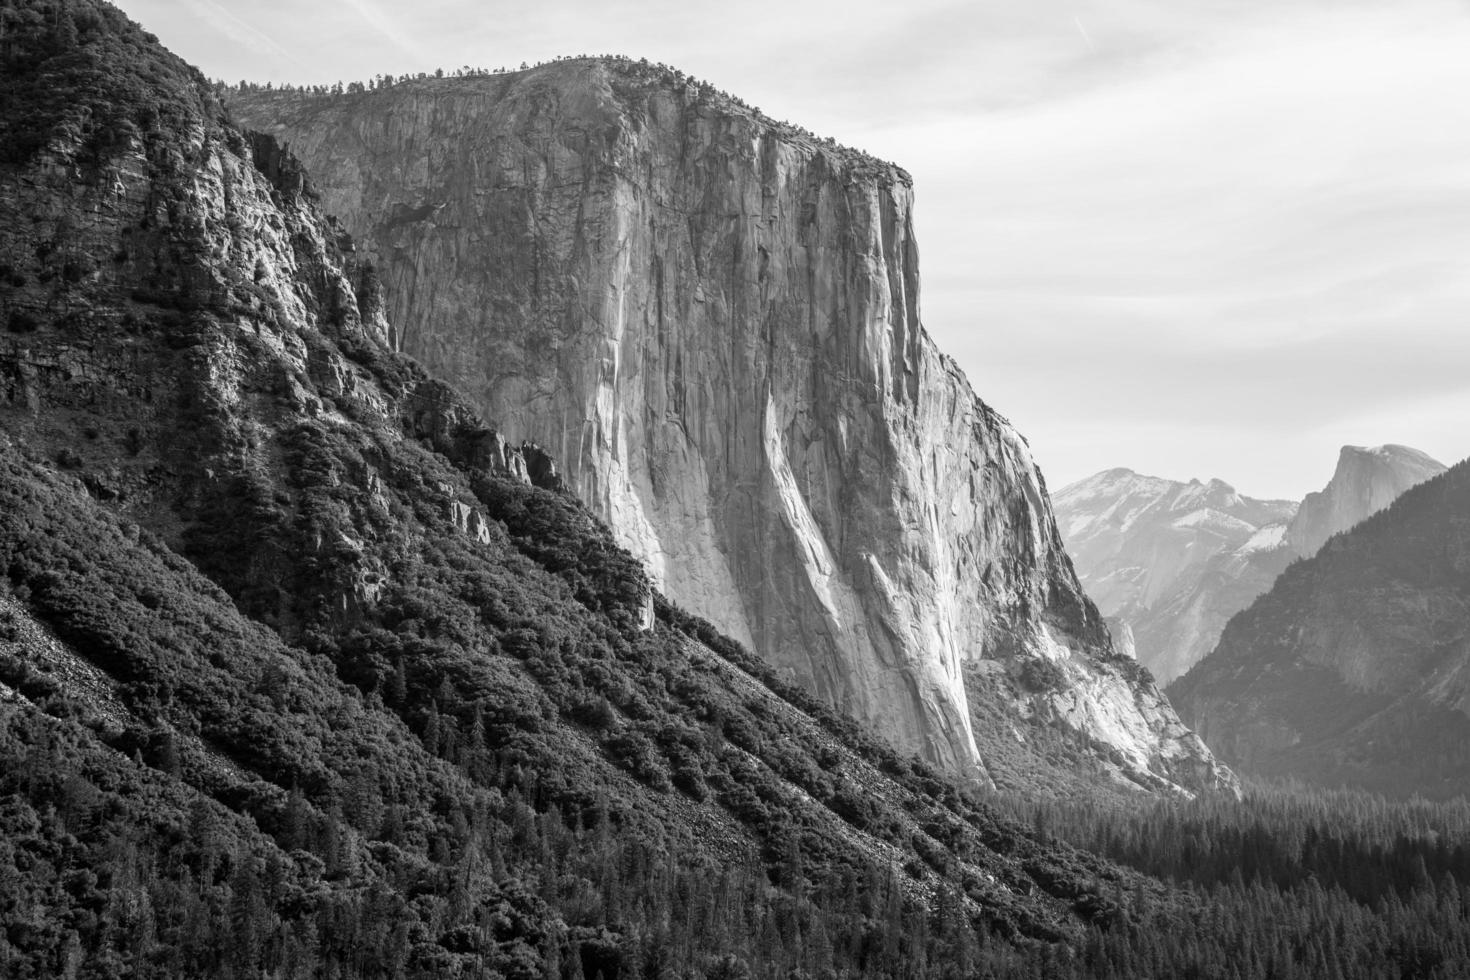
1060,443,1452,688
1287,444,1446,557
1334,444,1445,481
1054,466,1298,683
1171,459,1470,797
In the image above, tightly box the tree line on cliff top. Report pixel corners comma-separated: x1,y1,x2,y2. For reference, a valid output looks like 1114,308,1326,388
217,54,907,181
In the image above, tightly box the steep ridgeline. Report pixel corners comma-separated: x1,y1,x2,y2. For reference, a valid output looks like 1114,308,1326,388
1056,446,1445,685
1171,460,1470,798
229,68,1229,796
0,3,1166,973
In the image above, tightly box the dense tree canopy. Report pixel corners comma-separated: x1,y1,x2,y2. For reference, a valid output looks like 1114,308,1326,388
4,2,1470,978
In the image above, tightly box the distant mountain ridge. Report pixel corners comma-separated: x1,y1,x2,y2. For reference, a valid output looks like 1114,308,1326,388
1170,458,1470,797
1056,445,1445,684
1055,469,1297,684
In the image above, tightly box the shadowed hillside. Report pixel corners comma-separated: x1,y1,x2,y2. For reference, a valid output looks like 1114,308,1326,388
1173,460,1470,797
0,1,1164,974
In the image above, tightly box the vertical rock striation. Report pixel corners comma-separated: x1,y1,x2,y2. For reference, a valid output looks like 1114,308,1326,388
232,62,1230,793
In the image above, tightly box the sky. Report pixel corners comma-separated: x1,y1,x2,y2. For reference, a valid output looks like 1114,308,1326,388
114,0,1470,499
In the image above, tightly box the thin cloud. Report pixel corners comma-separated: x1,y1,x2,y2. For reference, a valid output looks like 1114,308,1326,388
340,0,436,63
195,0,303,67
898,2,1470,495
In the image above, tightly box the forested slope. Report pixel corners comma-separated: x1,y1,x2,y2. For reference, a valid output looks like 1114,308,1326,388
7,3,1470,978
1173,460,1470,797
0,2,1148,975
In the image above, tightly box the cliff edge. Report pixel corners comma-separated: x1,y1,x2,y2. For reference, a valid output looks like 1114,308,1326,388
232,62,1231,794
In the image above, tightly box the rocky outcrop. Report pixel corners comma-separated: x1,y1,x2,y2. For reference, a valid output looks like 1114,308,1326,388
1171,460,1470,798
0,93,589,634
1283,445,1446,557
1105,618,1137,660
2,10,1165,961
1057,447,1445,686
231,64,1231,793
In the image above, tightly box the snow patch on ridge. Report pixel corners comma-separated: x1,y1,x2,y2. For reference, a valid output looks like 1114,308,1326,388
1171,508,1255,536
1238,523,1287,555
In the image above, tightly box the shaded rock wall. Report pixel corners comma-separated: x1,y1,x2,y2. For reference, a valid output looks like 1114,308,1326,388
0,122,554,632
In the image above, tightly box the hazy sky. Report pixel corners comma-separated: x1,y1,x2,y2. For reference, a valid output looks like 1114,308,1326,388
115,0,1470,499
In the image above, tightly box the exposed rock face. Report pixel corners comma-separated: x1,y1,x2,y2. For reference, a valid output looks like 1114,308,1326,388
1057,447,1445,686
0,11,1156,959
1105,618,1137,660
1171,460,1470,798
1284,445,1446,558
1055,470,1296,684
231,64,1231,794
0,114,575,636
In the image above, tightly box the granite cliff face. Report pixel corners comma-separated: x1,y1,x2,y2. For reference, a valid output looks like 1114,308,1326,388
231,64,1230,794
1057,447,1445,686
2,8,1174,965
1171,460,1470,797
1283,445,1446,557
